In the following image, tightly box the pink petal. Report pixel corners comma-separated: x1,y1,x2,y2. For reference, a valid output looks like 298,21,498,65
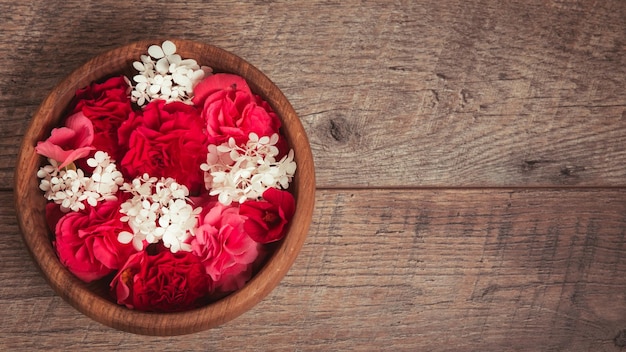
35,111,95,168
192,73,251,106
65,111,95,146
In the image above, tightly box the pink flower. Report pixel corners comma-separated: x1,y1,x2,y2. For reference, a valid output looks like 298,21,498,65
192,73,281,145
117,100,208,194
35,111,95,169
53,197,136,282
110,247,209,312
240,188,295,244
72,76,133,163
190,199,260,293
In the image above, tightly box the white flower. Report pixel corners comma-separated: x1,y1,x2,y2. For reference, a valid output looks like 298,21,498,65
201,133,297,206
85,151,124,197
37,152,123,212
130,40,212,106
118,175,202,252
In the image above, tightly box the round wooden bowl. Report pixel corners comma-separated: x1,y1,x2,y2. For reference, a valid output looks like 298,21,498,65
14,39,315,335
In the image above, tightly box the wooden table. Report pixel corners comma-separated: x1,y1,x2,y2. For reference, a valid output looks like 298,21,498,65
2,1,626,350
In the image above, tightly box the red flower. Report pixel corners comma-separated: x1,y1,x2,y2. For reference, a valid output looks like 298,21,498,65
190,199,260,293
192,73,281,145
117,100,208,194
110,248,209,312
45,202,65,234
72,76,133,162
35,111,95,169
240,188,295,243
53,197,136,282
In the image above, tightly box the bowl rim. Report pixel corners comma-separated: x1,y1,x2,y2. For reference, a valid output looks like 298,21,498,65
14,39,316,336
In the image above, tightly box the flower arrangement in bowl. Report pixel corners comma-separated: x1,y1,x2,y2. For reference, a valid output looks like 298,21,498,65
14,39,315,335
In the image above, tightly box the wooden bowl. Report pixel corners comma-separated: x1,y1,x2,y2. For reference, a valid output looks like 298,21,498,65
14,39,315,335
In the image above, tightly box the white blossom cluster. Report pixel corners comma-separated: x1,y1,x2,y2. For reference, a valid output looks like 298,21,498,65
37,151,123,212
130,40,212,106
117,174,202,253
201,133,297,206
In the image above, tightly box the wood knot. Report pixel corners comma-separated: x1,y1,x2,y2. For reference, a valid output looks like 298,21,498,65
328,117,353,143
388,66,410,72
560,165,585,177
520,159,553,173
614,329,626,347
459,89,471,106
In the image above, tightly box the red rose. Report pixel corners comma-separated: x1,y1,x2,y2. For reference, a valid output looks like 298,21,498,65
35,111,95,169
192,73,281,145
118,100,207,194
190,199,260,293
72,76,133,162
240,188,295,244
53,198,136,282
110,248,209,312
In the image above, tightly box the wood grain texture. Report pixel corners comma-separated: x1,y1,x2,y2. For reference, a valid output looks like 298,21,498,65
2,0,626,350
4,189,626,350
1,0,626,188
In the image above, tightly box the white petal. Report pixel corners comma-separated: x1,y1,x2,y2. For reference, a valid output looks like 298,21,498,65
132,238,144,251
133,61,145,72
118,231,133,244
156,58,169,74
190,69,205,83
229,149,240,160
216,145,231,153
133,74,148,83
136,82,148,92
162,40,177,55
179,58,198,68
148,44,165,59
168,54,182,64
87,197,98,207
262,173,275,185
149,84,161,95
172,72,191,87
218,192,232,206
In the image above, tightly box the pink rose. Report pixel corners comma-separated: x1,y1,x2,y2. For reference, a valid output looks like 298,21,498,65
110,247,209,312
53,197,136,282
192,73,282,145
117,100,208,194
190,199,260,293
240,188,295,244
35,111,95,169
72,76,133,162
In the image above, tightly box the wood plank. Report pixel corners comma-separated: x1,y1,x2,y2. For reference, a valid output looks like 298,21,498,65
3,189,626,350
2,1,626,189
2,0,626,351
293,0,626,188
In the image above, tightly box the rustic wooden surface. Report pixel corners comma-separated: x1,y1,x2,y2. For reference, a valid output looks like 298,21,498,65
2,0,626,350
